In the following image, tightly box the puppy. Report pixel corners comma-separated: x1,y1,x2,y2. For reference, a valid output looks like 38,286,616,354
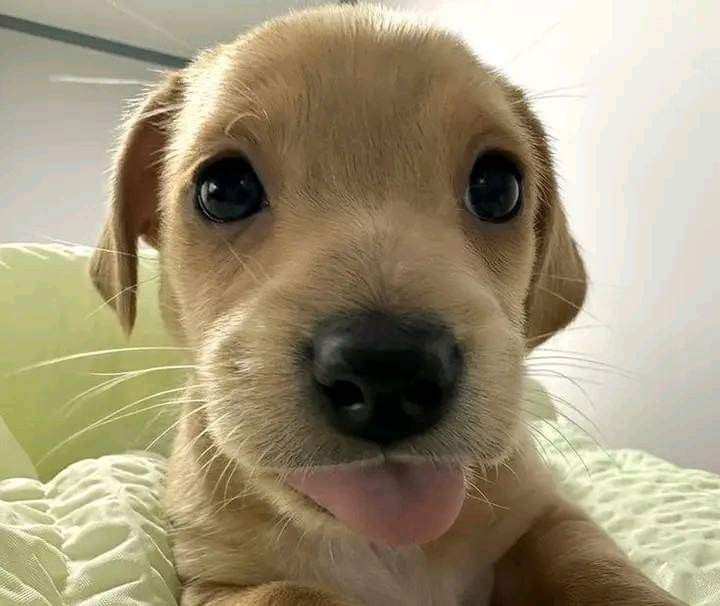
90,5,685,605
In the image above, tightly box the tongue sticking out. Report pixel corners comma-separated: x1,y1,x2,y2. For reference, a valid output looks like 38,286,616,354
287,461,465,547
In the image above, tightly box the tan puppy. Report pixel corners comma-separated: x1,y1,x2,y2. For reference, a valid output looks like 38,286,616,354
90,5,684,605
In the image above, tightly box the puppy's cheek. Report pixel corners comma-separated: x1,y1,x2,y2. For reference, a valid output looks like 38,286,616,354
193,296,349,470
198,330,309,466
452,324,526,462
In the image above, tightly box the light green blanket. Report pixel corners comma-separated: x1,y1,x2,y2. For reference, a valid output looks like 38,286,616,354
0,244,185,481
1,244,718,605
0,446,177,605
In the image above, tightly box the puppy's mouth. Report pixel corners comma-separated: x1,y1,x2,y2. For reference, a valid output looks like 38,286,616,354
285,459,465,547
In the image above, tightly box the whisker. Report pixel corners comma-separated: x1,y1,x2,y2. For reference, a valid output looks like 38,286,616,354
275,514,293,547
197,415,238,486
528,413,591,478
501,17,562,69
61,373,132,417
527,360,634,380
524,382,599,431
535,346,616,358
220,236,267,285
39,236,157,261
536,285,609,328
525,83,586,99
214,486,255,516
211,456,238,505
145,402,207,452
175,397,242,463
529,94,587,102
61,365,197,416
521,425,552,469
84,363,197,377
195,440,222,478
37,397,207,464
527,369,604,388
524,422,571,469
550,409,615,468
525,367,601,403
222,458,242,507
534,272,604,285
528,353,632,374
103,0,196,53
10,346,192,376
85,273,160,320
465,474,508,518
526,323,605,345
176,418,216,460
500,460,520,482
50,75,153,86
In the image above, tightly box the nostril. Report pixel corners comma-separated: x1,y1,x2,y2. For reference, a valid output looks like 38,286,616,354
318,379,372,428
401,379,443,419
321,379,364,408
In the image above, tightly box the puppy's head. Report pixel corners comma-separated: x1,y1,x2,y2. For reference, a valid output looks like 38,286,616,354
91,6,585,546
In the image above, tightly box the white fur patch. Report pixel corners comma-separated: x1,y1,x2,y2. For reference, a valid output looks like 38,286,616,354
296,536,493,606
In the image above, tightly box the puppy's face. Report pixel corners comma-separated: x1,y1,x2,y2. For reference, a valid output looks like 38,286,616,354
91,6,585,543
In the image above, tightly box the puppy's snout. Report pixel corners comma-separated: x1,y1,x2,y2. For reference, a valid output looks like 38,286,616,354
312,313,462,446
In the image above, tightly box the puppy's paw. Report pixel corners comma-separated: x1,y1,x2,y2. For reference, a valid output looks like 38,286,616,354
183,581,358,606
241,582,357,606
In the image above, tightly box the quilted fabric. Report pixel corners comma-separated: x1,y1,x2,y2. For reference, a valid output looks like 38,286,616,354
544,419,720,606
0,453,179,605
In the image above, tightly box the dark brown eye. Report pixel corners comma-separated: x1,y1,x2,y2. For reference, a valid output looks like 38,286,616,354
465,153,522,222
196,157,266,222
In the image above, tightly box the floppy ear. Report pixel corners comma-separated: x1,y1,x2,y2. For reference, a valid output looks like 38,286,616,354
526,192,587,348
89,73,183,335
502,82,588,348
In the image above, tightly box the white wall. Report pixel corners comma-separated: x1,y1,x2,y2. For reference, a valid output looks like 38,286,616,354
1,1,718,471
0,28,156,244
394,0,719,471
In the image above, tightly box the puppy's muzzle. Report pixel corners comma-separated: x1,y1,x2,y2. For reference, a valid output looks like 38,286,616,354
312,313,462,445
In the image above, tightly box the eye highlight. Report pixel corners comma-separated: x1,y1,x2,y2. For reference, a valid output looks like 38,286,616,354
196,156,266,223
465,153,522,223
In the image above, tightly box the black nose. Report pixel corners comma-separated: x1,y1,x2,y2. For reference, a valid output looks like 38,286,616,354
312,313,462,446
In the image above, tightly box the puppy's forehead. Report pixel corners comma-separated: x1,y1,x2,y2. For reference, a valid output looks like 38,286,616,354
178,9,527,186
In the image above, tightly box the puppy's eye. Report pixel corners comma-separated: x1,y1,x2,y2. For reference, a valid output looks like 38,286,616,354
196,157,266,223
465,153,522,222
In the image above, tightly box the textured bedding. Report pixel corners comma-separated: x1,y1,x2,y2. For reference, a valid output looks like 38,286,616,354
542,420,720,606
1,416,719,605
0,453,177,605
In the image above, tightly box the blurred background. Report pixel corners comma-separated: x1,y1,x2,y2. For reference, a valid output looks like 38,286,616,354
1,1,718,472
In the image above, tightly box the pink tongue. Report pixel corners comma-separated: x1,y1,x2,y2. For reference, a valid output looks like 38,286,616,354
287,462,465,547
